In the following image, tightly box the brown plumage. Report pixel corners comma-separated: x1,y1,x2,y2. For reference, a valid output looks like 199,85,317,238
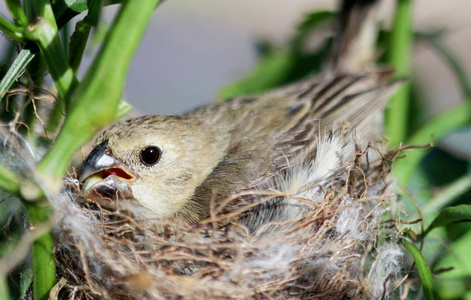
79,70,398,223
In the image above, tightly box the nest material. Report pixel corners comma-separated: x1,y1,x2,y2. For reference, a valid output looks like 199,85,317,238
53,134,404,299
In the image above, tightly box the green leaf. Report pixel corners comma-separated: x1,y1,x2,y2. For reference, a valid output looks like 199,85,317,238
0,48,35,102
403,240,439,300
424,204,471,236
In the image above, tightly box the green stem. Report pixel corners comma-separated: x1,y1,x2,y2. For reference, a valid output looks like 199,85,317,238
6,0,28,28
25,0,79,109
19,3,74,299
0,16,24,42
422,173,471,215
0,275,10,300
24,203,55,300
394,101,471,185
68,0,102,74
385,0,413,148
68,21,92,73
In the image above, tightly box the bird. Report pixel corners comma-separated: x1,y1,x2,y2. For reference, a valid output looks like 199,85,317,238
78,70,398,224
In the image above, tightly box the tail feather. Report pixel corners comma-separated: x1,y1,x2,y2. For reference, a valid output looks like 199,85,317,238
325,0,380,74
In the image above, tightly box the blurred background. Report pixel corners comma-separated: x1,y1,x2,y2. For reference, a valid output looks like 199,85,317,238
1,0,470,157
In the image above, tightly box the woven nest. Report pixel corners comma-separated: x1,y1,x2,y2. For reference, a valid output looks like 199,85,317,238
53,133,405,299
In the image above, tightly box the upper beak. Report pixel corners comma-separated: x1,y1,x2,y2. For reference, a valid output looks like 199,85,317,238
79,140,135,195
80,140,119,182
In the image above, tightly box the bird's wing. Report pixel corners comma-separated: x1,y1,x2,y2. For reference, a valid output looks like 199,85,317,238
189,70,399,221
269,69,399,171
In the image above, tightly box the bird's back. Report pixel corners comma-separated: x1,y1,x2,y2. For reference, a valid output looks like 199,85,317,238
183,69,398,222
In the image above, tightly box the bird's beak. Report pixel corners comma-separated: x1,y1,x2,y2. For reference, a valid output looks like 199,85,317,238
79,140,135,202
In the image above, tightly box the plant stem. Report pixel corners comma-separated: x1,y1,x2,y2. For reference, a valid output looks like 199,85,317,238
24,203,55,300
25,0,79,109
28,21,78,107
385,0,413,148
68,0,101,74
0,276,10,300
6,0,28,28
0,16,24,42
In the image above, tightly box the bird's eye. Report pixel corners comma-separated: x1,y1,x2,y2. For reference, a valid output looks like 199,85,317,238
140,146,162,166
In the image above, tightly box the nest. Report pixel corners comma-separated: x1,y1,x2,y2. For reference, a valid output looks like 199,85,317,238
53,134,405,299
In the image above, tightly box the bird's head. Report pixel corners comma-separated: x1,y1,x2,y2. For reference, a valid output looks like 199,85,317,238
79,115,225,220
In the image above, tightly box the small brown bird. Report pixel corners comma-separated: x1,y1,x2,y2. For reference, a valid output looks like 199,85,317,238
79,71,397,223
